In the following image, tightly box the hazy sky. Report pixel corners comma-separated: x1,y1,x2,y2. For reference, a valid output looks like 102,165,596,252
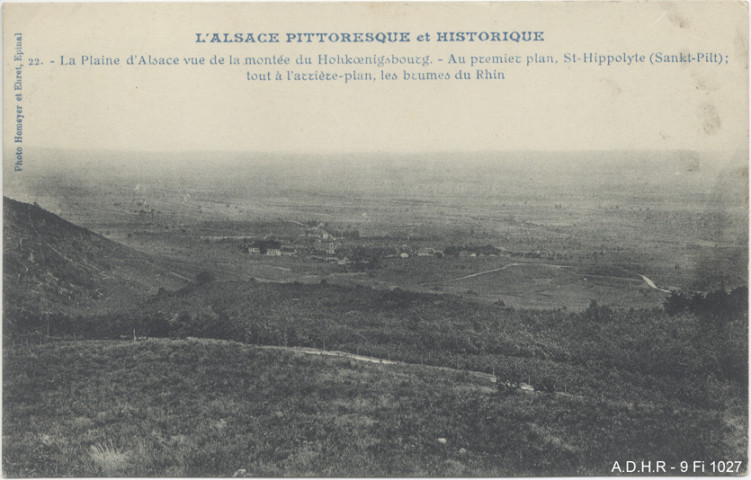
3,2,748,160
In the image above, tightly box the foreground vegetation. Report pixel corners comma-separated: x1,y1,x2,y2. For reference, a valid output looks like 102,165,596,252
4,280,747,476
3,338,745,477
8,280,746,408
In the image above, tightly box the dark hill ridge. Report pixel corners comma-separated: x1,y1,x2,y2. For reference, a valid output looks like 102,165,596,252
3,196,190,317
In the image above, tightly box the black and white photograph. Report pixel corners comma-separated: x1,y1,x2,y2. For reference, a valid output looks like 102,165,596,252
2,2,748,476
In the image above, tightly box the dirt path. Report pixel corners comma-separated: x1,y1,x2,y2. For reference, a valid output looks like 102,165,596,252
636,273,671,293
257,344,506,386
256,344,667,411
451,262,572,282
451,263,521,282
167,271,192,282
452,262,671,296
283,346,398,365
182,339,668,412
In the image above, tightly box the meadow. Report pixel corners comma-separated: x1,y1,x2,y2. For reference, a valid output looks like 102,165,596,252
5,274,747,476
3,337,745,477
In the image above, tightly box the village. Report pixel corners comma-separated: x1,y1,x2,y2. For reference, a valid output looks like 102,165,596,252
230,221,532,269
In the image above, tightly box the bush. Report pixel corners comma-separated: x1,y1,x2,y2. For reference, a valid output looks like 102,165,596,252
495,360,526,395
196,271,215,284
531,370,558,394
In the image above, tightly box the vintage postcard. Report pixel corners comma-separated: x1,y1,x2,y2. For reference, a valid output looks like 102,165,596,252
2,1,748,476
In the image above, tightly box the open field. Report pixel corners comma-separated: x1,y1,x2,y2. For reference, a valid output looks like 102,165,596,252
3,338,746,477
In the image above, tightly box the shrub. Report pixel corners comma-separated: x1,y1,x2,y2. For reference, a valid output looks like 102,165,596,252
196,271,215,284
495,360,526,395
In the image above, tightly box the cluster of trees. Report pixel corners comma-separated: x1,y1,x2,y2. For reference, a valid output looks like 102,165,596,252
346,246,397,269
663,286,747,321
328,228,360,239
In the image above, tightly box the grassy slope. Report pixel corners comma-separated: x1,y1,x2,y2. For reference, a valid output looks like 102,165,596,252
3,338,745,477
3,197,192,317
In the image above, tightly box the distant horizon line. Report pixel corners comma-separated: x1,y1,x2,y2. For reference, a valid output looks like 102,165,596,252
9,147,747,157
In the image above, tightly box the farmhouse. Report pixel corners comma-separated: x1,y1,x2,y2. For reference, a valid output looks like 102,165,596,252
243,239,283,255
305,225,334,241
313,239,337,255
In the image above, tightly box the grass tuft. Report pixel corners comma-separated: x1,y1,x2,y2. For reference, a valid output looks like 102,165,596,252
88,441,129,475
